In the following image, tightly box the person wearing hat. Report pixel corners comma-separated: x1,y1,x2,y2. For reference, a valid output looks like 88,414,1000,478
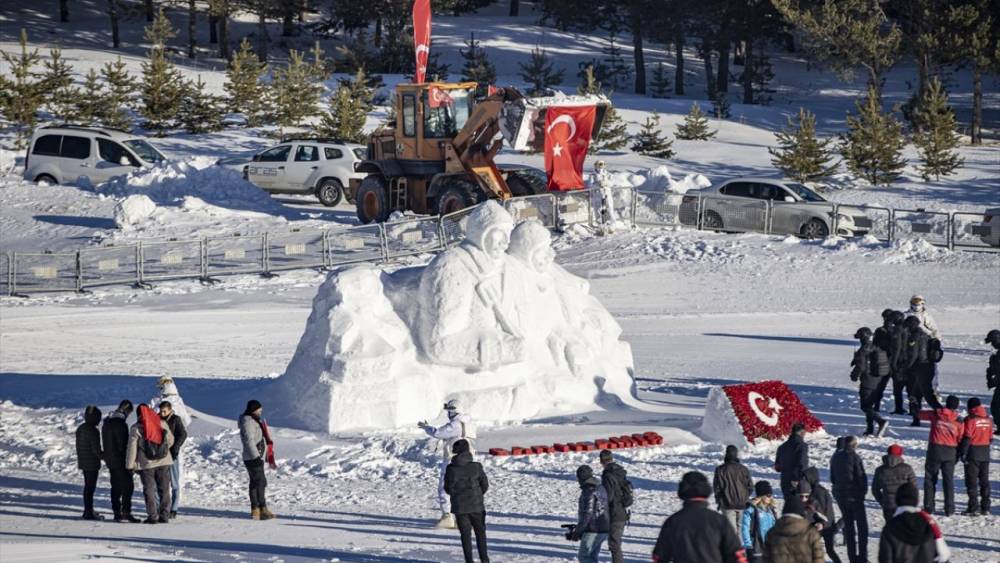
802,467,839,563
713,444,754,535
599,449,631,563
917,395,963,516
875,310,907,415
444,439,490,563
75,405,104,520
878,483,951,562
652,471,746,563
986,329,1000,434
102,400,140,523
887,310,911,414
901,315,940,424
905,295,939,340
761,495,825,563
959,397,993,515
569,464,610,563
829,435,869,563
419,398,476,529
872,444,918,521
238,399,276,521
774,422,810,498
740,480,778,560
127,403,175,524
851,326,890,437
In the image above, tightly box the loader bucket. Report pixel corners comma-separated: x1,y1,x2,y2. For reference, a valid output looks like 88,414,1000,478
501,93,611,153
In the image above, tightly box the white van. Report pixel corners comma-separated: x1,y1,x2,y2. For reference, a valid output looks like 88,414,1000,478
23,126,168,186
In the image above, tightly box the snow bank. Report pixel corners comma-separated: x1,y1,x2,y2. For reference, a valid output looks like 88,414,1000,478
591,165,711,194
700,386,752,449
114,194,157,229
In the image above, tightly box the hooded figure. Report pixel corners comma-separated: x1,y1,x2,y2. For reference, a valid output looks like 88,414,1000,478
75,405,103,519
802,467,840,563
420,399,476,528
444,439,490,563
103,400,140,522
762,496,825,563
852,327,889,437
713,444,754,534
872,444,918,520
416,201,523,368
878,483,951,563
652,471,746,563
127,404,174,524
150,376,191,426
905,295,940,340
570,464,610,563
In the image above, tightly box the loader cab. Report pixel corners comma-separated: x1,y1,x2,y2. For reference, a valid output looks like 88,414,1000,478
395,82,477,162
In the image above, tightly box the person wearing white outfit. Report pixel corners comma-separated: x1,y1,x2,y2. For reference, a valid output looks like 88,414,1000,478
150,376,191,517
420,399,476,529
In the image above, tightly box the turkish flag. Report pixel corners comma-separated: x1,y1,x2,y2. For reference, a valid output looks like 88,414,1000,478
428,86,452,108
412,0,431,84
544,105,596,191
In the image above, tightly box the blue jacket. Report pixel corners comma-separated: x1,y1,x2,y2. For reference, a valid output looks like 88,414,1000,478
741,502,778,552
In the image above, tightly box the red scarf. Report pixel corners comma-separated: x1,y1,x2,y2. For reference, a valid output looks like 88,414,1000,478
138,404,163,444
260,418,276,469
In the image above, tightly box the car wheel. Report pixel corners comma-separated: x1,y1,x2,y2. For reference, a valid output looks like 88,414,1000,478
316,178,344,207
35,174,58,185
355,176,391,224
801,218,830,239
702,210,724,231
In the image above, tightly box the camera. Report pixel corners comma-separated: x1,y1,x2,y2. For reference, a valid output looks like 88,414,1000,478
561,523,577,541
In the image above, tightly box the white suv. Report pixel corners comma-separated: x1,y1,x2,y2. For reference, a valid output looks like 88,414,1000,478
23,125,168,185
220,138,366,207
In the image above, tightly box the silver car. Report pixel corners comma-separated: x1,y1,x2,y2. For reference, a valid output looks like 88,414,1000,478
23,125,168,186
689,178,871,238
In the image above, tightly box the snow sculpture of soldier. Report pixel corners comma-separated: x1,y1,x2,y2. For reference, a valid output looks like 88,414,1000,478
419,399,476,529
415,201,525,369
592,160,618,235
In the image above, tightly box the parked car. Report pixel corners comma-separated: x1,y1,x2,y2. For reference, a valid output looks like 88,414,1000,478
23,125,167,186
964,207,1000,247
218,138,367,207
681,177,871,238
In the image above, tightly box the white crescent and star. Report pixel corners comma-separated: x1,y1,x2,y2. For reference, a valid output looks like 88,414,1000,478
747,391,783,427
415,44,430,57
547,114,577,141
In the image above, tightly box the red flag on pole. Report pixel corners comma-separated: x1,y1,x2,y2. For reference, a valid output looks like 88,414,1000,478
544,105,596,191
412,0,431,83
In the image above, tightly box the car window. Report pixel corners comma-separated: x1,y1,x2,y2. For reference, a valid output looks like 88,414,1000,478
98,138,139,166
773,186,795,201
352,148,366,160
402,94,416,137
258,145,291,162
720,182,751,197
294,145,320,162
751,183,777,200
323,147,344,160
32,135,62,156
784,182,826,202
60,135,91,160
122,139,166,163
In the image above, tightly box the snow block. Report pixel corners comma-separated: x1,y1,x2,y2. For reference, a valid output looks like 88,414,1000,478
489,448,510,456
554,443,570,453
700,381,824,447
511,446,529,456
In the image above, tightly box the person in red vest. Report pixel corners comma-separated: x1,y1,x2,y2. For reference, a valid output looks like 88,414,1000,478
959,397,993,515
917,395,963,516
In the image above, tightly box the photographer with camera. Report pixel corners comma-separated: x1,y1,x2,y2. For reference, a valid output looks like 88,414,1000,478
567,465,610,563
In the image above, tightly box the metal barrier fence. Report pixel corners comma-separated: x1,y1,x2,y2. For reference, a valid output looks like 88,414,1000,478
2,188,996,296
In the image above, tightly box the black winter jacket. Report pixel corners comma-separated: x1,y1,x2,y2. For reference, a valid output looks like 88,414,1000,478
101,411,131,469
775,434,809,484
75,407,103,471
601,462,630,523
652,500,745,563
878,510,938,563
830,448,868,502
987,351,999,389
444,452,489,515
163,413,187,459
574,476,610,535
713,456,753,510
901,330,932,378
872,455,918,513
890,325,909,376
852,341,889,389
803,467,835,531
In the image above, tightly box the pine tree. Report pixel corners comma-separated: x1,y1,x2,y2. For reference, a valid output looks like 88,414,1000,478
271,48,323,135
424,53,451,82
225,39,270,127
601,31,631,91
675,102,716,140
316,83,367,142
840,85,906,186
460,32,496,85
631,113,675,158
140,10,185,134
41,47,77,122
74,69,104,126
0,29,44,148
341,66,375,112
518,46,564,96
98,57,138,131
593,106,630,153
650,62,671,98
712,93,731,119
179,76,225,134
743,45,774,105
577,64,603,96
334,30,379,74
912,77,963,181
309,40,330,81
768,107,839,183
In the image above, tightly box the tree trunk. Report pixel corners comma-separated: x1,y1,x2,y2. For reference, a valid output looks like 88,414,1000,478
209,14,218,44
917,52,929,100
256,12,267,62
282,9,294,36
716,39,730,94
60,0,69,21
375,18,383,48
145,0,154,22
631,12,645,95
674,29,685,96
742,36,753,104
219,10,230,60
701,38,715,100
509,0,519,16
299,0,306,23
971,64,982,145
188,0,197,58
108,0,120,48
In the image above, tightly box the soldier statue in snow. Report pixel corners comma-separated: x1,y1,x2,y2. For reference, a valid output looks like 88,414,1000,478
592,160,618,235
419,399,476,529
986,329,1000,435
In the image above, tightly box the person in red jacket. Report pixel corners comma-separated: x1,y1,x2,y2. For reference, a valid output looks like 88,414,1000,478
918,395,963,516
959,397,993,515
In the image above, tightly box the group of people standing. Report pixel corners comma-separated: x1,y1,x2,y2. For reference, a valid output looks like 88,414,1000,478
73,376,189,523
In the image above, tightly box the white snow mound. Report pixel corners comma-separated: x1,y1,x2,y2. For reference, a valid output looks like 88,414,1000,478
114,195,157,229
700,386,752,449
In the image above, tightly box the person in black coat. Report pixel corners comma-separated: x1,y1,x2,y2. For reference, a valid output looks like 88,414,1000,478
102,400,139,523
878,483,950,563
774,423,809,497
986,329,1000,435
830,436,869,563
852,327,890,436
652,471,746,563
158,401,187,519
888,311,910,414
75,405,103,520
713,444,754,535
443,439,489,563
803,467,840,563
901,316,940,424
599,449,631,563
872,444,918,521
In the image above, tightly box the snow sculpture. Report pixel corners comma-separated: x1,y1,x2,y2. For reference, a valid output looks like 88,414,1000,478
269,201,636,433
700,381,824,448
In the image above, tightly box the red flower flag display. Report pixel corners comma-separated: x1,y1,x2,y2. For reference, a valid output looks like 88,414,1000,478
702,380,823,446
544,105,596,191
412,0,431,84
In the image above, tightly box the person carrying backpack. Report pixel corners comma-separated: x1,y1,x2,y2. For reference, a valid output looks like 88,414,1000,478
444,439,490,563
741,480,777,560
803,467,840,563
75,405,104,520
599,449,632,563
126,403,174,524
569,465,610,563
851,327,889,437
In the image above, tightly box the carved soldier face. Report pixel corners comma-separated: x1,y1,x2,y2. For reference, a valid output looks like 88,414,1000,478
482,228,511,261
529,245,555,272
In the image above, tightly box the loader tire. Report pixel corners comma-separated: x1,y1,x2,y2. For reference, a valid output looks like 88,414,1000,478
435,181,483,216
505,169,547,197
355,176,391,224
